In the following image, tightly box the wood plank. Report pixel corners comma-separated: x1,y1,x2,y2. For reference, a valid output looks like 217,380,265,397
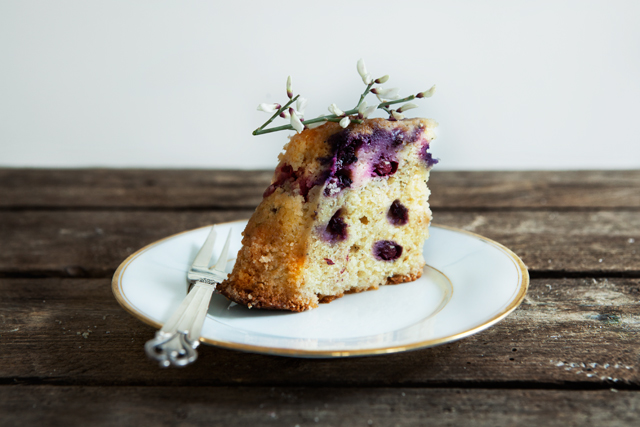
428,170,640,209
0,169,272,210
437,210,640,276
2,277,639,387
0,210,253,277
1,210,638,277
2,169,640,209
1,386,638,427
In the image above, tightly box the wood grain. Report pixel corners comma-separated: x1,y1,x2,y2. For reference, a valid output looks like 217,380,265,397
1,386,638,427
0,169,272,210
428,170,640,209
2,169,640,209
2,168,638,425
2,277,639,387
0,210,253,277
1,210,638,277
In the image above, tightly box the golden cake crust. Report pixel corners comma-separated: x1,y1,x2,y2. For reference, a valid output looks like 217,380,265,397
220,268,425,312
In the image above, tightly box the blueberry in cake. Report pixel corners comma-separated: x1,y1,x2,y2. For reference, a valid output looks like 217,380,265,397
217,60,438,311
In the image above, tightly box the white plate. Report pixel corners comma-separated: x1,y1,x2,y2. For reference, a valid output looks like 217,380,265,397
112,221,528,358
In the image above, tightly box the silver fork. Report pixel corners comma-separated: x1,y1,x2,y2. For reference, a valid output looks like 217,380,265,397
144,226,232,367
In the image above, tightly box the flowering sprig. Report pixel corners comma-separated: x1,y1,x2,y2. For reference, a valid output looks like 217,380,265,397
253,59,435,135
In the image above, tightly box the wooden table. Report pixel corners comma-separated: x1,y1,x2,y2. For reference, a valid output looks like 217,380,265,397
1,169,639,426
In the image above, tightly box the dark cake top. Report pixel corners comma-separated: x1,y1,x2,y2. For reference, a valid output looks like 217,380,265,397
323,123,435,197
264,119,438,200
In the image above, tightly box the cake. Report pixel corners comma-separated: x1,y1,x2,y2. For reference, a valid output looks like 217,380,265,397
217,117,438,311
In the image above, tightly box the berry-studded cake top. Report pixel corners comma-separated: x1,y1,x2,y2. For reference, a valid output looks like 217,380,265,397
263,118,438,201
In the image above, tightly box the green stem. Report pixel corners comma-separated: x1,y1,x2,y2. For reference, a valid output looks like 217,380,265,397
354,82,374,111
304,115,340,124
253,95,300,135
254,109,361,135
377,94,416,110
253,123,295,135
298,82,373,126
253,85,419,136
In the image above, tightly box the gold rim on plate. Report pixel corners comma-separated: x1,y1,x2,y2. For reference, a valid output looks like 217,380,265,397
112,220,529,358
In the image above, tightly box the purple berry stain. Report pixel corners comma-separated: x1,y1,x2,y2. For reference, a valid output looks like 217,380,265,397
372,157,398,177
263,164,295,198
387,200,409,226
420,143,439,168
373,240,403,261
324,258,335,265
321,124,429,196
323,129,363,196
323,208,348,243
263,163,326,201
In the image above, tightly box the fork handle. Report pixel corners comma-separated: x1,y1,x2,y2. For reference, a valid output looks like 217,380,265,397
144,281,216,367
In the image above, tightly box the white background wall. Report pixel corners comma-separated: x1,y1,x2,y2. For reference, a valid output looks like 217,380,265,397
1,0,639,170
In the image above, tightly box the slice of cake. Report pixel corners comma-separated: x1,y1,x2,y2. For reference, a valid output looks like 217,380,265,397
218,117,438,311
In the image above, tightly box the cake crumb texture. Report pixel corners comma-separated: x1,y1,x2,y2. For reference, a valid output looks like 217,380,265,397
218,118,437,312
